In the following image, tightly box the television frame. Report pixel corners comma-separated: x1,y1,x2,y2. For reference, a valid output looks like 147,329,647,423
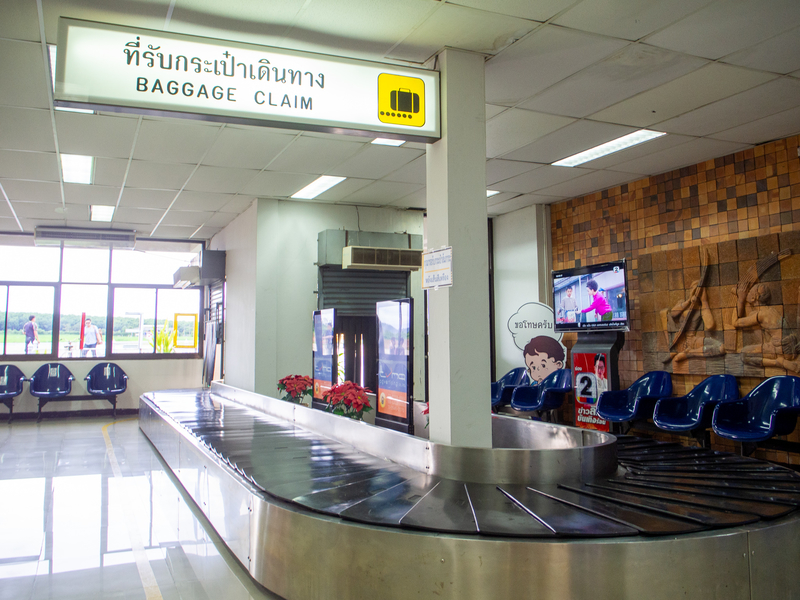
552,259,630,334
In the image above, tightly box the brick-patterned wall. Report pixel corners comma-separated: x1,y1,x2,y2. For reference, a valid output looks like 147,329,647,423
550,135,800,462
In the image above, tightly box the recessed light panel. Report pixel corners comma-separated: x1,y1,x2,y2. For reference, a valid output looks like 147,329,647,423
90,205,115,222
291,176,346,199
552,130,666,167
61,154,94,184
371,138,405,146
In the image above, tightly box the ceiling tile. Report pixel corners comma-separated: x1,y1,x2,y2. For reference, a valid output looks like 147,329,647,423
203,127,295,169
383,156,426,184
486,109,574,158
0,39,49,109
202,212,237,228
723,27,800,74
219,195,256,213
119,188,178,210
537,169,643,198
133,119,221,164
590,63,776,128
172,191,237,212
0,107,55,152
492,164,592,193
486,104,509,120
486,191,522,206
503,120,637,164
239,171,316,197
554,0,714,41
55,112,139,159
485,25,628,106
161,210,214,227
150,225,201,239
63,184,119,206
488,193,560,216
519,45,708,118
388,188,427,209
609,138,751,175
0,180,61,204
656,78,800,137
0,150,58,181
387,3,536,63
486,159,537,186
94,158,130,187
12,201,66,219
645,0,800,60
343,181,423,205
0,202,15,219
190,226,221,240
266,137,365,174
126,160,195,190
449,0,574,21
710,105,800,145
184,165,259,194
0,0,42,42
113,207,164,225
328,146,424,179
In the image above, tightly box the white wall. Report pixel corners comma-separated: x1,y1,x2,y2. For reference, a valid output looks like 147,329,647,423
212,199,425,400
7,358,203,416
209,201,258,391
492,204,551,378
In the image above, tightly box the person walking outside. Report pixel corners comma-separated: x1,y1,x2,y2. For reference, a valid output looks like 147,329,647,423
23,315,39,354
82,318,103,357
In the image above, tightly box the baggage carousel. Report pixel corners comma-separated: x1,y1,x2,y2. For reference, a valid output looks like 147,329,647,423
139,383,800,600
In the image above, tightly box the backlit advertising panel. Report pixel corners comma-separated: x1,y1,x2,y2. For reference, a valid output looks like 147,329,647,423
376,299,412,433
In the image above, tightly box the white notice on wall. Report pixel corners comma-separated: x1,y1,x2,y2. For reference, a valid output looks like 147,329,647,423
422,247,453,289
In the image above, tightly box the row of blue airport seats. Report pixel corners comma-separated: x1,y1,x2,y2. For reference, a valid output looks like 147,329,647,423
492,366,800,442
596,371,800,442
0,363,128,420
491,368,573,414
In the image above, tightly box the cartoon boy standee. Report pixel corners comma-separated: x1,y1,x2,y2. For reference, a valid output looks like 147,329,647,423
523,335,565,384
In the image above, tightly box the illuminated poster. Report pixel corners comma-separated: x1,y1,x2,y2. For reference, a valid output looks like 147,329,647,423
312,309,336,405
376,299,412,432
572,351,610,432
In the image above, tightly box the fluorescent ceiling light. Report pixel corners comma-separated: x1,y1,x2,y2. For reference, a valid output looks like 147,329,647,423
552,129,666,167
371,138,405,146
48,45,93,114
61,154,94,184
291,176,346,199
90,205,115,222
486,190,500,197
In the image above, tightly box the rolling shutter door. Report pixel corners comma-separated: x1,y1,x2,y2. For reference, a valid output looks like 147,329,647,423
319,266,409,316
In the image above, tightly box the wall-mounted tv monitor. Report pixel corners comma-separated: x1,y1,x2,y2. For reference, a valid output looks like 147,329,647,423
552,259,629,333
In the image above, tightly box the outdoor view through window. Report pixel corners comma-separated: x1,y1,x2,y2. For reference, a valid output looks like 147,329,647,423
0,243,202,358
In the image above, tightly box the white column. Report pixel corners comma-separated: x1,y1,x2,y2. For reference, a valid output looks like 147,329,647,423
426,49,492,448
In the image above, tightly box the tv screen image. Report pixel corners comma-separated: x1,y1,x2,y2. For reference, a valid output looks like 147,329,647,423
552,259,629,333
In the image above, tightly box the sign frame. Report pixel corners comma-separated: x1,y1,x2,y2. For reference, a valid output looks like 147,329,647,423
422,247,453,289
54,18,440,143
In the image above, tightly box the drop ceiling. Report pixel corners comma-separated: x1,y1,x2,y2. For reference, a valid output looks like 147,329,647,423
1,0,799,241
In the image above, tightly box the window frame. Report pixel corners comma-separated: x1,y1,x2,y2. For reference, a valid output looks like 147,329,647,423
0,244,205,361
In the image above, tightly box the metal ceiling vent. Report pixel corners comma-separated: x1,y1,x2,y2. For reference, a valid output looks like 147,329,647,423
34,226,137,248
342,246,422,271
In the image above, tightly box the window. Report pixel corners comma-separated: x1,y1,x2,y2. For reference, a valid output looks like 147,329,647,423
0,242,204,360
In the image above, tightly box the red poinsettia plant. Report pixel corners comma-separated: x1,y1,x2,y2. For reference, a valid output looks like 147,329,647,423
277,375,313,404
322,381,373,420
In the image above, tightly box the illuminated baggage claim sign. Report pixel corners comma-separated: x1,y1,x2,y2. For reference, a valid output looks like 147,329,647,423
54,18,440,142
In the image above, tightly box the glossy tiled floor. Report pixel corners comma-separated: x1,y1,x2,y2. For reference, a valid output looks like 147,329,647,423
0,417,280,600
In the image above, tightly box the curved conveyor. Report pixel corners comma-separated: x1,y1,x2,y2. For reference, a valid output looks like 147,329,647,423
139,384,800,600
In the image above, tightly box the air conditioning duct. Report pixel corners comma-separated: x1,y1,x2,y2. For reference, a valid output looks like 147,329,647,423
34,226,136,248
342,246,422,271
173,250,225,288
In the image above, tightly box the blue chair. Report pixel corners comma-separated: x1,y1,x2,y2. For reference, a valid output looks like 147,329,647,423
712,376,800,442
29,363,75,422
491,367,528,410
86,363,128,396
653,374,739,433
0,365,26,422
596,371,672,423
510,369,572,413
85,363,127,419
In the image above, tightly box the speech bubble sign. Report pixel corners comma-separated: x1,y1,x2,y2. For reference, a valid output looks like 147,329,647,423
507,302,562,350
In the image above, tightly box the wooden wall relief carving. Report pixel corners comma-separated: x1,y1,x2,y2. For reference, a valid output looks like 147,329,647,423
641,233,800,380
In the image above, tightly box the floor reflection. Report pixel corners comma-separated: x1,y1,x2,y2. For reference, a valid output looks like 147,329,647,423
0,417,280,600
